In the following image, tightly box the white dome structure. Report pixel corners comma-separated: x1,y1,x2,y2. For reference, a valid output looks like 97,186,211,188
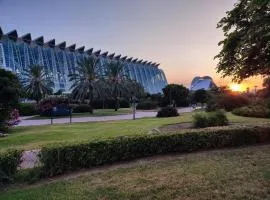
190,76,217,91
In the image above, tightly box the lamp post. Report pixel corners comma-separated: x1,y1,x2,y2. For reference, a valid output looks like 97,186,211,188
69,108,73,124
131,95,138,120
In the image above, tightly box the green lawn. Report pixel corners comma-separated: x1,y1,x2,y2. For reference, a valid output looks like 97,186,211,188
1,145,269,200
0,112,269,151
26,108,132,120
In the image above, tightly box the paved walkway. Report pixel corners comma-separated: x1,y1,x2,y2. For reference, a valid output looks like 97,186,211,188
17,107,194,127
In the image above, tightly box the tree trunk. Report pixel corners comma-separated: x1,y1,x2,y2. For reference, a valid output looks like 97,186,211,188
114,97,118,111
114,84,119,112
88,85,93,114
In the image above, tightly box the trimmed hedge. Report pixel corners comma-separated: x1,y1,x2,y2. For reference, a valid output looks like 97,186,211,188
136,101,158,110
72,104,93,113
193,110,229,128
18,103,39,116
0,150,22,185
40,126,270,176
232,106,270,118
156,106,179,118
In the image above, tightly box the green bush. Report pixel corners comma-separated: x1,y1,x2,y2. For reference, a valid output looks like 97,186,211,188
216,93,249,111
18,103,39,116
205,99,217,112
72,104,93,113
136,101,158,110
193,113,209,128
156,106,179,118
0,150,22,185
193,110,228,128
38,95,69,113
232,106,270,118
40,125,270,176
92,99,130,109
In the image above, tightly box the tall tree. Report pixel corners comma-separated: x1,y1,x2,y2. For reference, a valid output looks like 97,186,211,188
162,84,190,107
105,61,130,111
0,68,21,132
215,0,270,82
69,57,104,113
192,89,209,105
20,65,53,103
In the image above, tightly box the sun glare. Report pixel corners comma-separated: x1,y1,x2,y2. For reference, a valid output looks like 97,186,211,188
229,83,245,92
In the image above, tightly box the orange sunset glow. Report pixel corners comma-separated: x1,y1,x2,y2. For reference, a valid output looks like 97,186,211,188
229,83,246,92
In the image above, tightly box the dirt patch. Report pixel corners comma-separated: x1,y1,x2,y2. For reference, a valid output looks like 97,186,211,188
159,122,193,132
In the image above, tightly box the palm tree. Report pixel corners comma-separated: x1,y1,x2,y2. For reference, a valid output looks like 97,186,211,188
69,57,104,113
20,65,54,103
105,61,131,111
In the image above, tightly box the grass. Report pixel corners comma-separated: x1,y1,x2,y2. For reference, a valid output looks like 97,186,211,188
1,145,270,199
0,112,269,151
26,108,132,120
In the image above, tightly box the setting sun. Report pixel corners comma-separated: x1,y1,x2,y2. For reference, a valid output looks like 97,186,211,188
229,83,245,92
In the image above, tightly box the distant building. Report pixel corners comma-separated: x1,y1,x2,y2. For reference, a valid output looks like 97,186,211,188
0,27,168,94
190,76,217,91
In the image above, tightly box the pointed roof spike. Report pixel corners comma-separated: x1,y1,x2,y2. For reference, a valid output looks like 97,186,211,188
94,50,101,56
114,55,121,60
57,42,66,50
121,56,127,61
45,39,55,47
101,51,108,57
34,36,44,46
77,46,85,53
151,62,156,65
126,57,133,62
7,30,18,41
108,53,115,59
138,59,143,63
21,33,32,43
68,44,76,52
132,58,138,63
86,48,93,55
155,63,160,67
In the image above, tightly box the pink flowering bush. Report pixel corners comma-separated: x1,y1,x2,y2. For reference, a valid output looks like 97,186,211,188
38,95,70,116
38,95,69,113
7,109,21,126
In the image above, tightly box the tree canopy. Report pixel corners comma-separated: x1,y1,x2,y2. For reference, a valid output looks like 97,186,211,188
192,89,209,104
0,68,21,131
162,84,190,107
69,57,106,113
20,65,54,103
215,0,270,82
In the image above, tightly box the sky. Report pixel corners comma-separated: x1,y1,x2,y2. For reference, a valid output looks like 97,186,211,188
0,0,263,89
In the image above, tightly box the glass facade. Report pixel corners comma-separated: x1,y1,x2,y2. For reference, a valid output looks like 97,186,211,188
0,29,168,94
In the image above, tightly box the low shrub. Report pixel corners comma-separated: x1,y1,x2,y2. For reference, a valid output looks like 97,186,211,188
38,95,69,113
0,150,22,185
72,104,93,113
136,101,158,110
38,95,70,116
18,103,39,116
40,125,270,176
193,110,228,128
92,99,130,109
216,93,249,111
205,99,217,112
156,106,179,118
232,106,270,118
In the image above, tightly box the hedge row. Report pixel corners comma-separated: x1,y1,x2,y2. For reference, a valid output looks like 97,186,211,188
40,126,270,176
18,103,39,116
0,150,22,185
232,106,270,118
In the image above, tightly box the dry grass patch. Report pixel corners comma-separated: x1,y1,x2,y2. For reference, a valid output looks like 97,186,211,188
1,145,270,200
